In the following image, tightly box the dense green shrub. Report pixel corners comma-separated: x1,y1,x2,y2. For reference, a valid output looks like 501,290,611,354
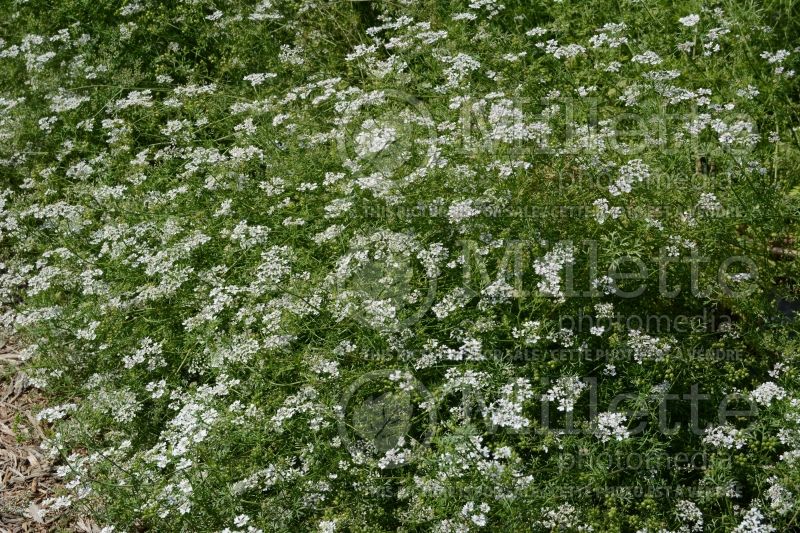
1,0,799,531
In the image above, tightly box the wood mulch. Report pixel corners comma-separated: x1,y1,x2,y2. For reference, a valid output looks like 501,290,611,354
0,340,100,533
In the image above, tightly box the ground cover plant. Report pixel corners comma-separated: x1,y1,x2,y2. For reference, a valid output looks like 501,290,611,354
1,0,800,531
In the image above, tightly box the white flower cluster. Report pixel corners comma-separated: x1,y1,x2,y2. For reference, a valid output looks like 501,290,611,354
113,90,153,110
679,14,700,28
750,382,787,406
593,412,630,442
278,44,304,65
536,504,585,530
221,513,263,533
703,424,745,449
627,330,672,363
438,52,481,90
354,119,397,158
490,378,534,430
631,51,662,65
675,500,703,532
122,336,164,369
461,501,490,527
697,192,722,212
609,159,651,196
533,242,574,301
537,39,586,60
413,337,485,367
765,477,794,515
545,376,586,413
589,23,628,48
448,199,481,224
593,198,622,224
485,98,550,144
511,320,542,345
761,49,793,76
49,90,90,113
37,403,78,423
432,287,471,319
732,507,775,533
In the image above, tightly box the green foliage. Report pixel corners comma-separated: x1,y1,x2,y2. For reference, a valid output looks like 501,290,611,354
1,0,800,531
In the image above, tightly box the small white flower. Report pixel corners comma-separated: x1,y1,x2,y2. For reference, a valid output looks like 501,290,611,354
732,507,775,533
243,72,277,87
703,424,745,449
697,192,722,212
750,382,787,406
631,51,662,65
319,520,337,533
545,376,586,413
679,14,700,27
448,199,481,224
594,412,630,442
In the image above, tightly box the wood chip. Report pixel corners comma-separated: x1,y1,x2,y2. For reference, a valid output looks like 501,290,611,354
1,341,74,531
